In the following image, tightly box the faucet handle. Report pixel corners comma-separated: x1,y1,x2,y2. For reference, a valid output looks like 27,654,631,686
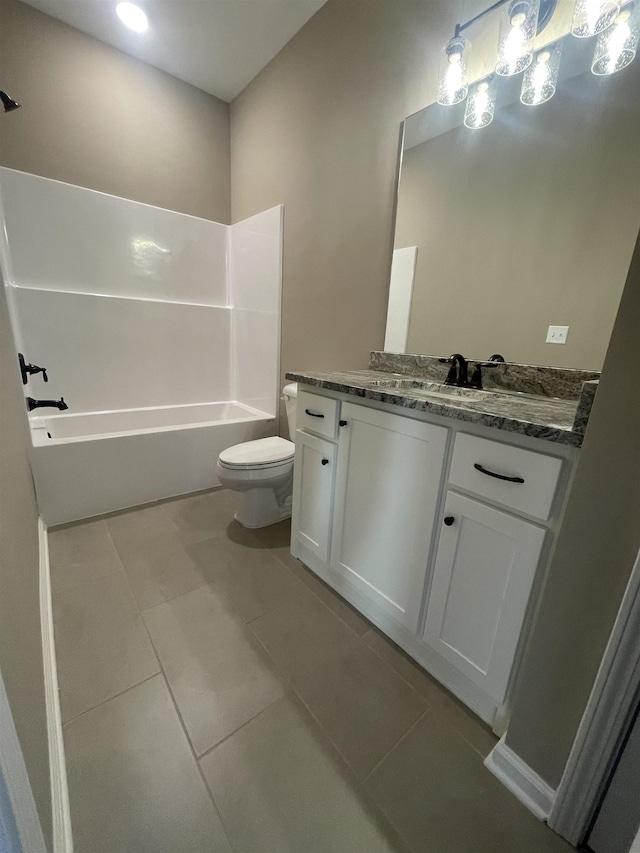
18,353,49,384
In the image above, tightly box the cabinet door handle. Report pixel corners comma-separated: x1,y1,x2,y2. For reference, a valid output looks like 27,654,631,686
444,516,455,526
473,462,525,484
305,409,325,419
339,419,348,427
321,458,329,466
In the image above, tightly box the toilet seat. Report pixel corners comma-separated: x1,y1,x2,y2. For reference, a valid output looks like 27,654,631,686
218,436,294,470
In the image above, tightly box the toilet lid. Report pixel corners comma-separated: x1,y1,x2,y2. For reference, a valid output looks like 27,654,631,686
219,436,295,468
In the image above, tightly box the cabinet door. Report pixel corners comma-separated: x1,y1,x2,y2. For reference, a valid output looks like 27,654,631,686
291,430,336,563
424,492,546,703
330,402,448,632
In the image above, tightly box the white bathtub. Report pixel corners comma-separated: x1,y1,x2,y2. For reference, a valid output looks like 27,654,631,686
29,402,275,526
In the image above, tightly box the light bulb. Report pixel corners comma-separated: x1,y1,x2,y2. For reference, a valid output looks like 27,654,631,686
464,78,496,128
496,1,540,76
116,2,148,33
592,4,639,74
521,41,563,104
437,37,469,105
572,0,620,37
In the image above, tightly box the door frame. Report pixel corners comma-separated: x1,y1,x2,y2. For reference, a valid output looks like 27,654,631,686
548,546,640,846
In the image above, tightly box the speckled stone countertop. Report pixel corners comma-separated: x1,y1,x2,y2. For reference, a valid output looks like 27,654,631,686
285,368,592,448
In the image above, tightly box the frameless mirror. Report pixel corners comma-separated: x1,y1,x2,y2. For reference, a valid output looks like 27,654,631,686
388,30,640,370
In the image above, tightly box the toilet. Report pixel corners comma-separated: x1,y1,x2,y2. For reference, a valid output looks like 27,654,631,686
216,384,298,528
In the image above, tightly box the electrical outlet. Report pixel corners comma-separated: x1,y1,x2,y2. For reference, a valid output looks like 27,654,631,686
546,325,569,344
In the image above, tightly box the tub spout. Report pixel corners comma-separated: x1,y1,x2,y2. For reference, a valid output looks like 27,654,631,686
26,397,68,412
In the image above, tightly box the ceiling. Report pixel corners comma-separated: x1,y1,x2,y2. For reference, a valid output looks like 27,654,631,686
21,0,328,102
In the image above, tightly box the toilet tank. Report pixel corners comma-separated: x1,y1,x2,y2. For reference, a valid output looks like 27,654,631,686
283,383,298,438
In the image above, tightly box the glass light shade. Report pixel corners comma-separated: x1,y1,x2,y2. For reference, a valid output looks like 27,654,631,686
464,78,497,128
520,41,563,104
592,3,639,74
572,0,620,37
437,37,469,105
496,0,540,76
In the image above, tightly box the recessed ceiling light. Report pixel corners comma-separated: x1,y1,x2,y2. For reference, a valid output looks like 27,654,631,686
116,2,148,33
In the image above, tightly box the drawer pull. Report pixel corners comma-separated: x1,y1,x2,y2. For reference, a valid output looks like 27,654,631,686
339,419,348,427
473,462,525,484
305,409,325,419
321,458,329,466
444,516,455,526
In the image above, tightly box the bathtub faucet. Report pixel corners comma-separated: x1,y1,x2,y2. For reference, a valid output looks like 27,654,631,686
26,397,68,412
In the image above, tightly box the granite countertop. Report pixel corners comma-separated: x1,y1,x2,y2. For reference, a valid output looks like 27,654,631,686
285,369,587,448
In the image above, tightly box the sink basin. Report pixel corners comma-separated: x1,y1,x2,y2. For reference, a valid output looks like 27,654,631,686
364,377,487,402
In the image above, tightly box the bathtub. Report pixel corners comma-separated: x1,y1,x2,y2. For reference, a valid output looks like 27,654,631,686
29,402,275,526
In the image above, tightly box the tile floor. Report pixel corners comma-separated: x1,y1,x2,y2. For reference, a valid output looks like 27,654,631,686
50,489,572,853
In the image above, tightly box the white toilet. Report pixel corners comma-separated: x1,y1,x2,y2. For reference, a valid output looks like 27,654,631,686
216,383,298,528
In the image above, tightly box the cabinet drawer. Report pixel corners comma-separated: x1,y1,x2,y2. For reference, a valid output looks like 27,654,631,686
449,433,562,521
297,390,339,439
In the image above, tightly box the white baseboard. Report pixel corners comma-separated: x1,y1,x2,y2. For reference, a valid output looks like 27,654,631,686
39,519,73,853
484,735,556,821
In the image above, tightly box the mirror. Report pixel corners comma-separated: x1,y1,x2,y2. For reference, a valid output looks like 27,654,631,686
388,31,640,370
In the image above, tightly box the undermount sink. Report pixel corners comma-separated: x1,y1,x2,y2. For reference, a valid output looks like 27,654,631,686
364,377,488,402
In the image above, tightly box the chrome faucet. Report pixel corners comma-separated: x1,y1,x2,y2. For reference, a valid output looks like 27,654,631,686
26,397,68,412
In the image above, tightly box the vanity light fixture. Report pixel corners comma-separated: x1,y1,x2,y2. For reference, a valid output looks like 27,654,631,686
437,0,557,109
572,0,620,37
591,2,639,73
437,37,469,105
496,0,540,76
116,2,148,33
520,41,563,104
464,77,497,128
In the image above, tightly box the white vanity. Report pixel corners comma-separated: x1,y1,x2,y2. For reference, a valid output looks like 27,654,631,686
287,370,583,730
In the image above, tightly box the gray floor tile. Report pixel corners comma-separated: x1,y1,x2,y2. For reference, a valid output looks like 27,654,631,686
366,709,572,853
251,594,426,778
53,572,160,722
251,519,372,635
161,490,239,545
189,526,307,621
143,584,287,756
64,675,231,853
200,694,409,853
106,503,178,551
48,519,123,590
363,628,497,758
291,641,427,778
251,517,302,572
293,560,372,636
116,529,208,610
249,590,361,678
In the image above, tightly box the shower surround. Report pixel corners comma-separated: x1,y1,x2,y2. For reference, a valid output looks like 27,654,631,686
0,168,282,525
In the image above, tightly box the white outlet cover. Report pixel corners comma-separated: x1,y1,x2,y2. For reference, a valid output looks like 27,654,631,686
546,325,569,344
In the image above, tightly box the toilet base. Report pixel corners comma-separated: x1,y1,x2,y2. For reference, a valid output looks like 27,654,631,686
234,486,292,529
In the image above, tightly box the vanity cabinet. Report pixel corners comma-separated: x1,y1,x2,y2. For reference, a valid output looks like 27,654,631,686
290,386,571,726
330,402,448,632
423,491,546,703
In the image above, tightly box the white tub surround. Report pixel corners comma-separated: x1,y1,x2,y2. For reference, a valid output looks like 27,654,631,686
0,168,283,524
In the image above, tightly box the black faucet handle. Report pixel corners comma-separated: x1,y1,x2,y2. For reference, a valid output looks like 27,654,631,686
18,353,49,384
469,363,483,389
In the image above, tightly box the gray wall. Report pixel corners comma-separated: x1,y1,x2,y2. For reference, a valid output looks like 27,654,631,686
0,0,231,222
396,62,640,370
0,273,51,845
505,231,640,788
230,0,457,415
231,0,640,797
